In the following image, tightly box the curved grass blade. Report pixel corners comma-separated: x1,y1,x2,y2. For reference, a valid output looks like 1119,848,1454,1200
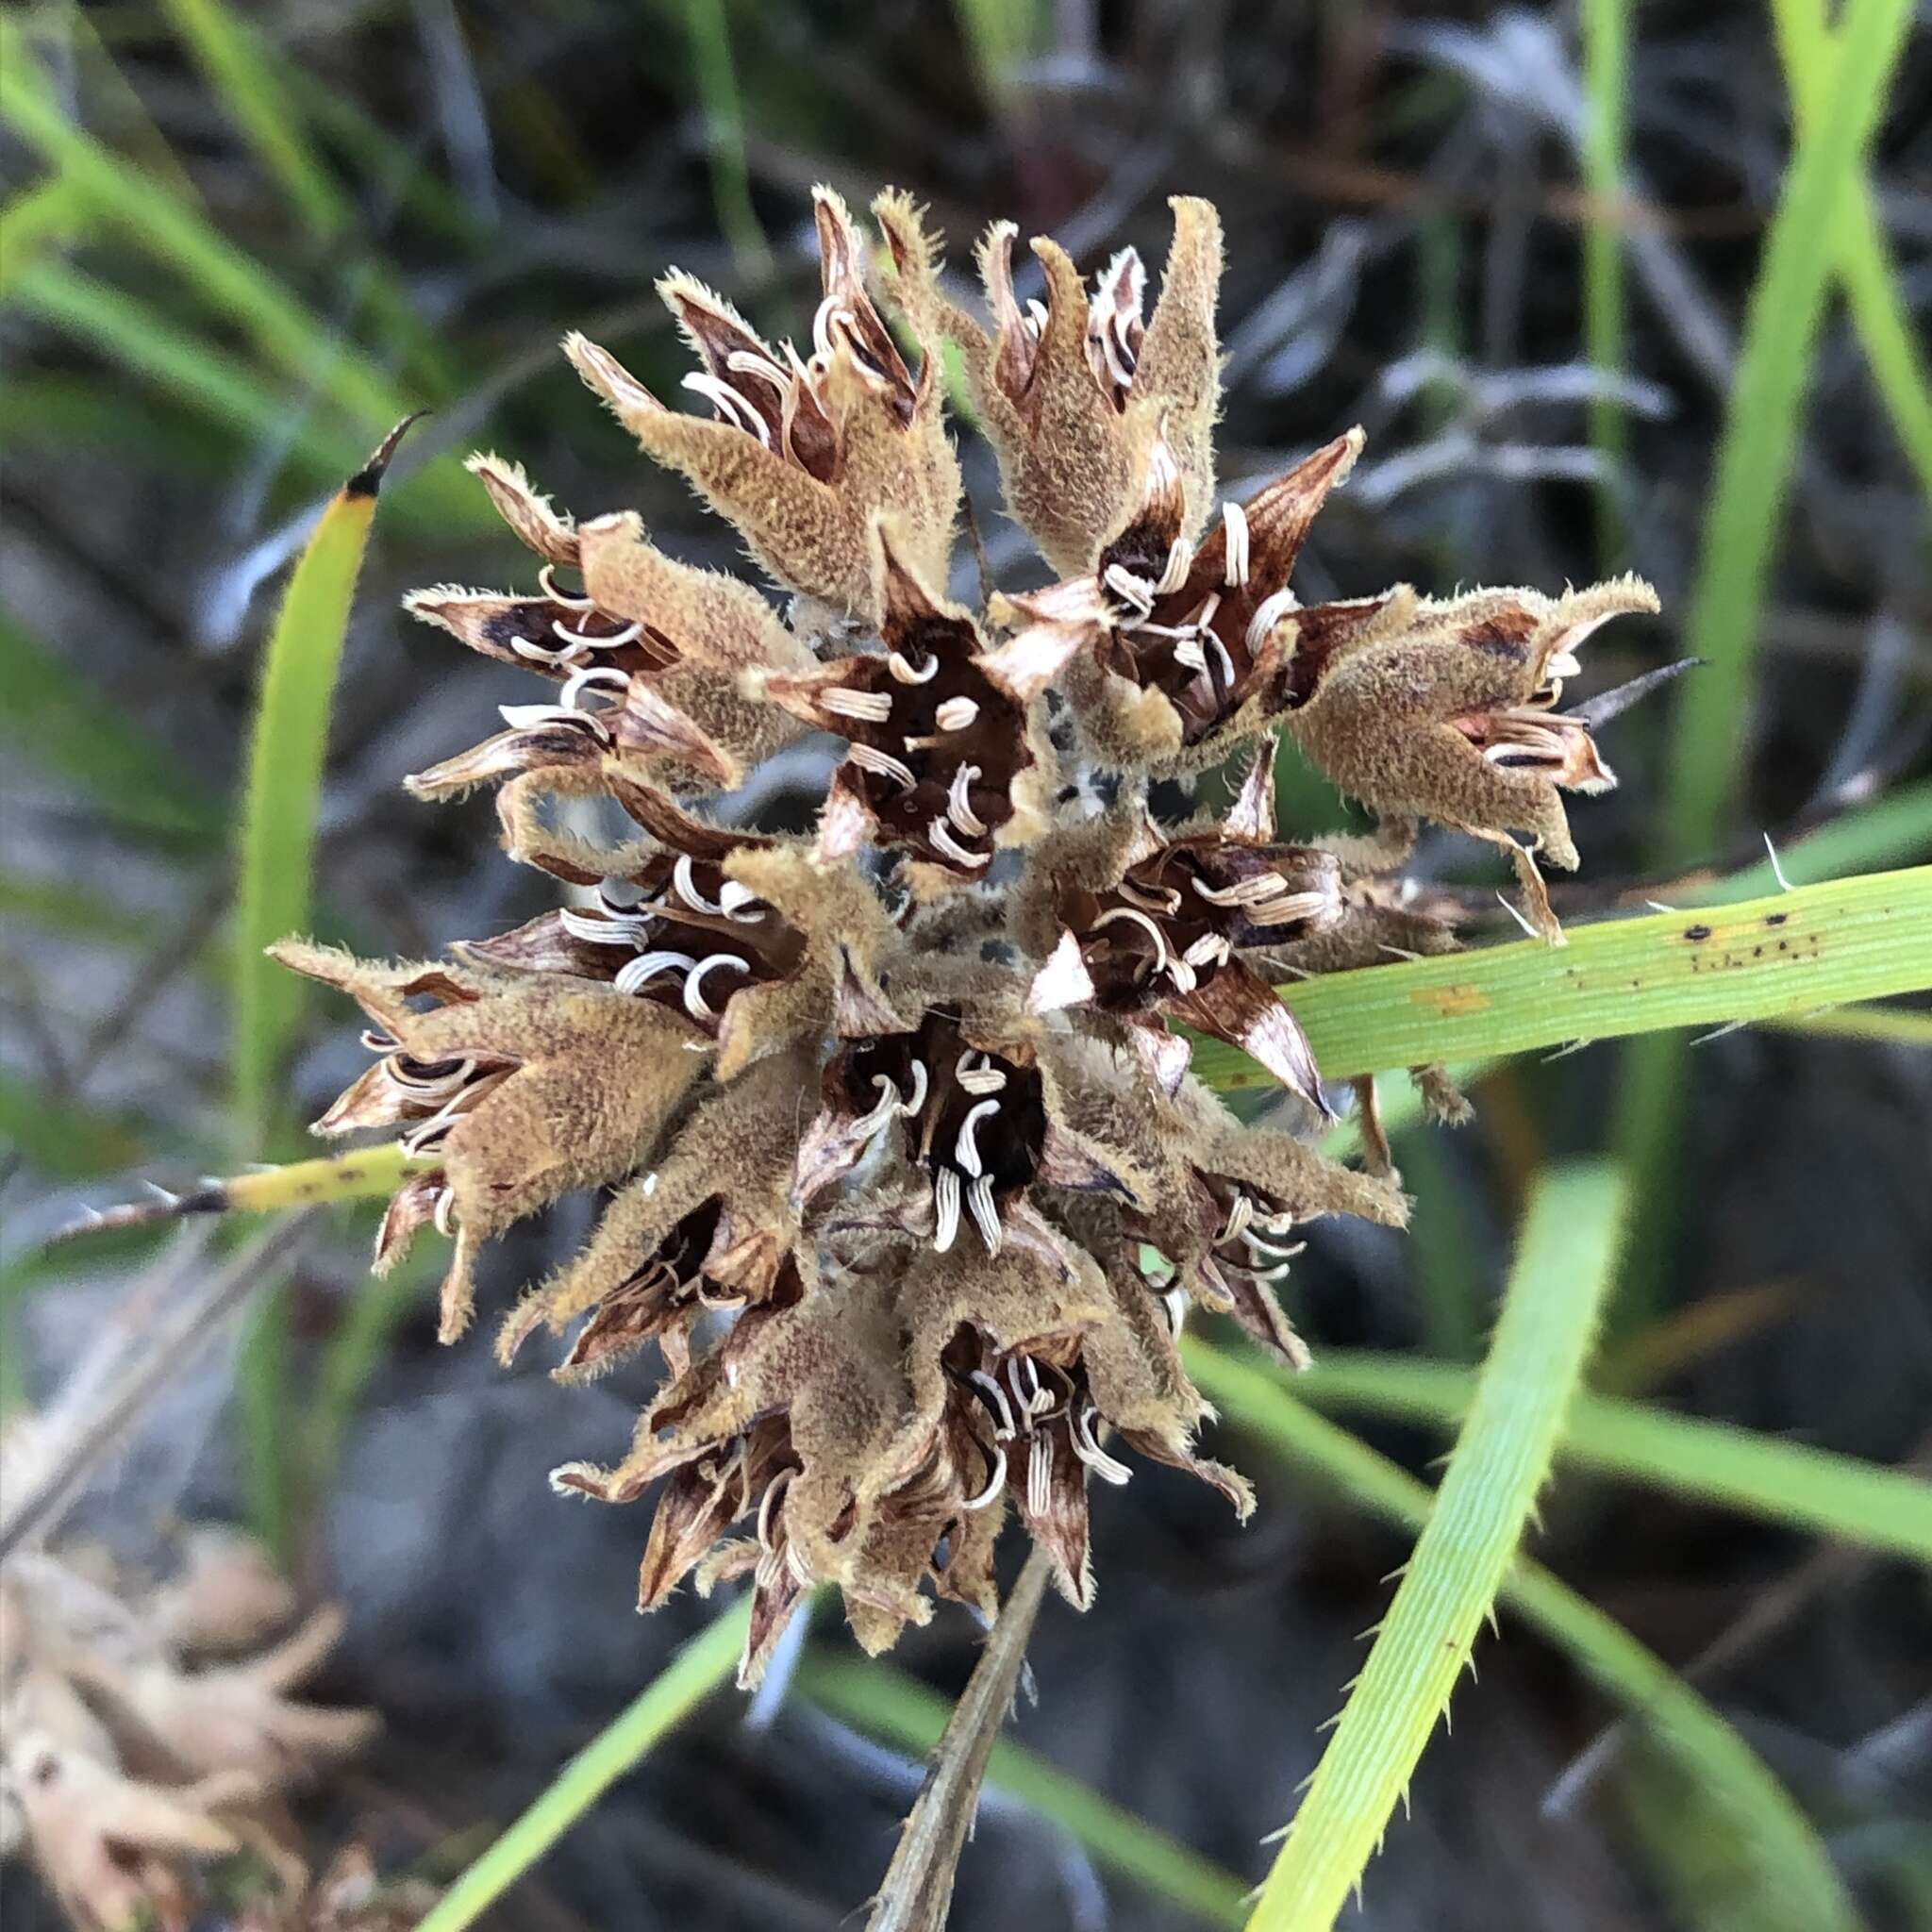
413,1599,752,1932
1185,1341,1863,1932
1291,1352,1932,1567
801,1649,1250,1929
1241,1163,1627,1927
1580,0,1632,561
1193,868,1932,1091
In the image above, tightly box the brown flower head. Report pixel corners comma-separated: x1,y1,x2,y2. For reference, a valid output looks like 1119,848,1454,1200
275,188,1658,1681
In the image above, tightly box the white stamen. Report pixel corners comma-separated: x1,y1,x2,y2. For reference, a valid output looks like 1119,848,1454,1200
553,615,642,652
1026,1434,1053,1517
1024,297,1050,336
1204,632,1237,691
681,371,772,445
1191,870,1291,908
888,651,939,684
1182,933,1230,970
848,741,917,789
1222,500,1251,587
509,633,590,668
1015,1356,1054,1418
682,952,750,1021
1172,635,1208,673
560,666,628,710
1241,1229,1307,1261
560,906,654,945
933,1166,961,1253
954,1050,1008,1097
901,1059,929,1117
724,347,790,395
1116,877,1182,916
947,764,987,837
388,1056,475,1095
495,702,607,738
966,1174,1002,1255
1245,891,1335,926
1103,563,1156,614
1091,905,1169,970
1218,1191,1254,1244
1164,1289,1190,1338
674,855,721,913
1073,1407,1132,1485
718,880,766,922
954,1098,1001,1178
1155,538,1194,596
969,1369,1018,1441
538,563,596,611
432,1188,458,1237
613,949,696,995
1165,954,1198,993
928,818,990,870
1244,587,1298,654
821,686,892,723
854,1074,904,1139
962,1446,1007,1510
934,696,979,733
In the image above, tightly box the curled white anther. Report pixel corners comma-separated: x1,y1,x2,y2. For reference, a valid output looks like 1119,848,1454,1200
537,563,595,610
1026,1434,1053,1517
968,1369,1018,1441
888,651,939,684
1103,563,1156,615
954,1050,1008,1097
1222,501,1251,588
1218,1191,1254,1245
954,1098,1001,1178
360,1027,399,1053
1073,1406,1133,1485
432,1188,458,1238
1010,1355,1054,1419
560,666,629,711
1164,1288,1190,1338
1024,297,1050,337
900,1058,930,1118
962,1446,1008,1510
1242,1228,1307,1261
934,695,979,733
673,855,721,913
1204,633,1237,691
554,615,643,653
560,906,652,945
966,1174,1001,1255
821,686,892,724
756,1469,794,1552
1172,635,1208,673
1165,954,1198,993
1116,876,1182,916
681,371,772,445
1182,933,1230,971
1191,870,1290,908
613,949,697,995
387,1055,474,1096
855,1074,904,1138
1244,588,1298,654
724,347,790,394
848,741,917,789
928,818,990,870
1155,538,1195,597
1091,905,1169,970
683,952,751,1021
495,702,611,743
933,1166,962,1253
947,764,987,838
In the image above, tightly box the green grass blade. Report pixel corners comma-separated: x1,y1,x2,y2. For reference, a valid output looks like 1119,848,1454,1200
1658,0,1914,866
0,609,221,841
1186,1342,1863,1932
0,17,407,435
0,177,90,296
681,0,769,272
1579,0,1632,562
414,1599,753,1932
1687,781,1932,903
0,1071,155,1180
800,1654,1251,1929
231,421,414,1555
1192,868,1932,1091
158,0,349,238
1770,0,1932,505
1291,1351,1932,1566
1243,1163,1627,1929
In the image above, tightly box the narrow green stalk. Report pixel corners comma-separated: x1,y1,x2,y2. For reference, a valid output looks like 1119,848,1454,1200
1244,1164,1627,1928
681,0,769,273
1291,1351,1932,1566
1580,0,1632,562
1188,1344,1862,1932
415,1601,752,1932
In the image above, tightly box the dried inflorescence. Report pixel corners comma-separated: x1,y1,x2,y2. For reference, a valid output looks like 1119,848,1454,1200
0,1442,377,1932
279,187,1656,1683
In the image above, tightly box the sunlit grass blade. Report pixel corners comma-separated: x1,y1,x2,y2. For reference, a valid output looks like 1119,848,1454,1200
681,0,769,272
414,1599,752,1932
1291,1351,1932,1566
1187,1342,1863,1932
0,177,89,295
952,0,1041,101
231,417,417,1555
1192,868,1932,1092
1580,0,1632,562
1241,1163,1627,1929
1770,0,1932,505
1657,0,1913,865
158,0,349,238
0,609,221,841
800,1652,1251,1929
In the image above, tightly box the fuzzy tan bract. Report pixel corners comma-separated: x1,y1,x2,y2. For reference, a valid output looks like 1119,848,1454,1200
278,188,1657,1682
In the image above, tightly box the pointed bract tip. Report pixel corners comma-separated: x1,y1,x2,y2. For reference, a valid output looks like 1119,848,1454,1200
345,411,426,497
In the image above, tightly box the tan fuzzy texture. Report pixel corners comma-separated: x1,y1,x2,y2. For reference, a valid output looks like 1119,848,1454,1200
274,187,1663,1675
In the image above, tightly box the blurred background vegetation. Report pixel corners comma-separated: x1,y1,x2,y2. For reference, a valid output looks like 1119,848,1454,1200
2,2,1929,1928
